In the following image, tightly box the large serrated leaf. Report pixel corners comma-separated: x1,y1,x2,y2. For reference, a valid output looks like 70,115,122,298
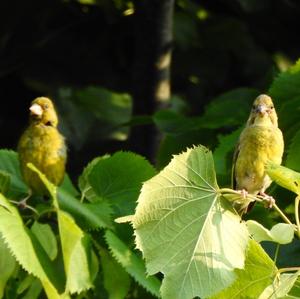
133,146,249,299
105,230,161,298
28,163,93,295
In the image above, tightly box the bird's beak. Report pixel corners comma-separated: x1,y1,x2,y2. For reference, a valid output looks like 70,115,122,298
29,103,43,116
256,104,268,116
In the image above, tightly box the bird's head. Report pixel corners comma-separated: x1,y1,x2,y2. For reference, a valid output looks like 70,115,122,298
247,94,278,127
29,97,58,127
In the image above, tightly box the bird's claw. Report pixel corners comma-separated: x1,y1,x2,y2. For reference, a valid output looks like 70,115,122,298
260,192,275,208
238,189,248,199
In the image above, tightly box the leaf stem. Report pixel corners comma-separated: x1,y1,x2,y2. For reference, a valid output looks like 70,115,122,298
274,244,280,264
295,196,300,238
272,203,294,227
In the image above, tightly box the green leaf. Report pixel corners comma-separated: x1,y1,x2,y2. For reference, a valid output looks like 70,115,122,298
0,236,16,299
210,239,277,299
28,163,93,294
266,162,300,195
22,279,43,299
78,155,110,202
31,222,58,260
198,88,259,129
259,271,300,299
133,146,249,299
0,194,62,299
75,86,132,140
213,128,242,177
88,152,157,216
0,150,28,196
269,59,300,107
100,248,131,299
286,129,300,172
58,187,113,230
153,110,199,135
246,220,294,244
0,170,10,195
105,230,161,298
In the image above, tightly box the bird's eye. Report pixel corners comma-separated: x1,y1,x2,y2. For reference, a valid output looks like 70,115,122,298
43,104,49,109
270,106,274,109
252,105,256,110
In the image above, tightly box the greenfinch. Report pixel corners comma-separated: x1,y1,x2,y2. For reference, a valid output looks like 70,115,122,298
18,97,67,196
232,94,284,213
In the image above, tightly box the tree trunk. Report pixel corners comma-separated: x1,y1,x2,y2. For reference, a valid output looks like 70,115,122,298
130,0,175,161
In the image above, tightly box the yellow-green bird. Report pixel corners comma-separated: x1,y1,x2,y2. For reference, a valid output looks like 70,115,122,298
232,94,284,213
18,97,67,196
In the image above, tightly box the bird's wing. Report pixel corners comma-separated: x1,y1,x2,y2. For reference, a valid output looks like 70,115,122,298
231,140,240,190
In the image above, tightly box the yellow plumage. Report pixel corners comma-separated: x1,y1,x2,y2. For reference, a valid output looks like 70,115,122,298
233,94,284,212
18,97,67,195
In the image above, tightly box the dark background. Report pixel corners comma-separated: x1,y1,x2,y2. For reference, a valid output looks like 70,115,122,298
1,0,299,179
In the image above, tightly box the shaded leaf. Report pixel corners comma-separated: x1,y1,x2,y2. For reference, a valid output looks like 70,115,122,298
269,59,300,107
88,152,156,217
286,129,300,172
31,222,58,261
198,88,259,129
100,247,131,299
58,187,113,230
105,230,161,298
0,150,28,196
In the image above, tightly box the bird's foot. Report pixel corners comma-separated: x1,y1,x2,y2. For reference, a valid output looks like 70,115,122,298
260,192,275,208
237,189,248,199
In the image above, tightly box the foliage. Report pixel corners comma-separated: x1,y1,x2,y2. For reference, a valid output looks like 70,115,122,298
2,0,300,298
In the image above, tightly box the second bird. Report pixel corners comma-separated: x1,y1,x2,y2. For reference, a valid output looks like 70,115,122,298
233,94,284,213
18,97,67,196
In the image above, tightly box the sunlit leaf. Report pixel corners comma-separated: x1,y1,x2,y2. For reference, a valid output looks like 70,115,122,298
259,271,300,299
133,146,249,299
246,220,294,244
266,162,300,195
0,236,16,299
28,163,93,294
210,239,276,299
0,194,62,299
